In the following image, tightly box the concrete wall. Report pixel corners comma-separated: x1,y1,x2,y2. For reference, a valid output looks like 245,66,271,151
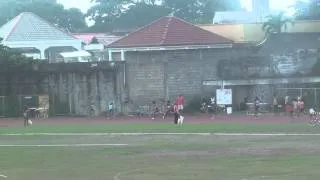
0,68,121,116
124,48,235,104
122,33,320,109
47,71,116,116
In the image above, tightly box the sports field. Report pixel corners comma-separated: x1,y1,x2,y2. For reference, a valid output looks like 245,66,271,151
1,115,320,180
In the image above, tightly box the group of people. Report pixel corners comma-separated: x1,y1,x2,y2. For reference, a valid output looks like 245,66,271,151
244,95,306,118
152,94,185,125
252,95,306,118
283,96,305,117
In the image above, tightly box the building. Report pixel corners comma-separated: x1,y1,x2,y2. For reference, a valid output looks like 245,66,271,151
106,15,320,110
72,33,121,61
107,16,238,105
0,12,83,62
200,20,320,43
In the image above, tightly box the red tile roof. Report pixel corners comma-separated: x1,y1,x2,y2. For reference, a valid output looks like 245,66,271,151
108,16,233,48
72,33,102,44
72,33,122,45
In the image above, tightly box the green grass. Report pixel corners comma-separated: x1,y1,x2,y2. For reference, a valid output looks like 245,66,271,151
1,122,320,134
1,122,320,179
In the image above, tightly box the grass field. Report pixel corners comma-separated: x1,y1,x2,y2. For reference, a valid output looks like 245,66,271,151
1,119,320,180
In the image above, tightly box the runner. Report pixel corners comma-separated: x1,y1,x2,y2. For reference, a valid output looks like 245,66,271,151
254,96,260,118
23,106,30,127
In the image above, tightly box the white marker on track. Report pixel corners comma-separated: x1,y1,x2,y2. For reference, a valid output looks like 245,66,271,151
0,174,7,178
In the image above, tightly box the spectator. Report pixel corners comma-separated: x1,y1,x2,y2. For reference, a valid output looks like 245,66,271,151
23,106,30,127
175,94,185,113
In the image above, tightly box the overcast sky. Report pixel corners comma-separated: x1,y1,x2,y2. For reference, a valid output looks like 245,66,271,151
57,0,308,13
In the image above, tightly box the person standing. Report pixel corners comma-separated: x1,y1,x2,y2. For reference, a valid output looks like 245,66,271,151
273,95,278,115
254,96,260,118
23,106,30,127
173,103,180,124
107,102,114,119
292,98,298,118
151,101,159,120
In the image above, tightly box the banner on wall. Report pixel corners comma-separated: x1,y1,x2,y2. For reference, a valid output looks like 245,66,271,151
38,95,49,109
216,89,232,105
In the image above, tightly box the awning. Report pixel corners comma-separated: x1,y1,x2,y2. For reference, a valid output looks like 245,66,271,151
60,50,91,58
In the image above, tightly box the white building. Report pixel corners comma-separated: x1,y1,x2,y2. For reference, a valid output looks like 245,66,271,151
0,12,83,62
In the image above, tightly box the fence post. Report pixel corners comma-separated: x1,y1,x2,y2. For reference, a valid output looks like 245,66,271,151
314,88,317,107
300,88,302,97
19,95,22,114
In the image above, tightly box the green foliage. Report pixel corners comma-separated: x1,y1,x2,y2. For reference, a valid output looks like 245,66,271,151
0,39,39,100
87,0,241,32
0,42,38,69
0,0,87,32
262,12,294,36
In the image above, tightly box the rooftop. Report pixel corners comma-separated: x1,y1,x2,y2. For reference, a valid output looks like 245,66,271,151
108,16,233,48
0,12,77,42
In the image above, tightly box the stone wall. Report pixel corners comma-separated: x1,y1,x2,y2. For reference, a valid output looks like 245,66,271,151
124,48,237,104
47,71,116,116
0,62,123,116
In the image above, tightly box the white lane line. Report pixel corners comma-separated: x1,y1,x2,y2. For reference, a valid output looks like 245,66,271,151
0,144,128,147
113,168,153,180
212,133,320,136
0,174,7,178
2,132,320,136
0,133,212,136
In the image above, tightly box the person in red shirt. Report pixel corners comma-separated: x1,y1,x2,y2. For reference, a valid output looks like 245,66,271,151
175,94,185,113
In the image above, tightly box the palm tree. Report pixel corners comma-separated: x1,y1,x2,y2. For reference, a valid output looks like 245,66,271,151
262,12,294,36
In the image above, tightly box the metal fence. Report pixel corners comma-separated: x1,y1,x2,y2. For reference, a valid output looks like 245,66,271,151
276,88,320,109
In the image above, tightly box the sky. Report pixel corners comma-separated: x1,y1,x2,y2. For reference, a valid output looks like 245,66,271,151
240,0,300,11
57,0,93,12
58,0,308,13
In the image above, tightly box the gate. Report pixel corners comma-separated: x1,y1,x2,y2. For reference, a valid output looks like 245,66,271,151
0,95,49,117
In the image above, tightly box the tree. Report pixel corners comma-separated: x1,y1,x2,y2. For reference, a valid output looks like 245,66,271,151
0,38,40,116
86,0,241,32
293,0,320,20
0,41,40,116
262,12,294,36
0,0,87,32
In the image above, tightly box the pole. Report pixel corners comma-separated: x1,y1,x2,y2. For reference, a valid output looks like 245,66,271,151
314,88,317,107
